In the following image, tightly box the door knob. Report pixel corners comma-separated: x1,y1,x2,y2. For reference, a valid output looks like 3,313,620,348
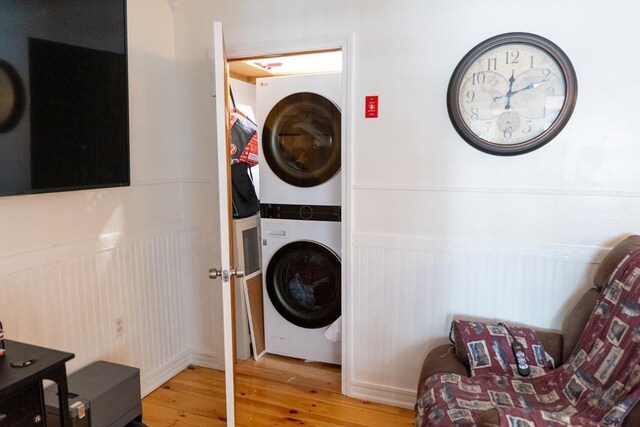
208,267,244,280
209,268,222,279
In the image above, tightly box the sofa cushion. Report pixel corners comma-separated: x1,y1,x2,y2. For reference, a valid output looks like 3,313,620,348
451,320,552,377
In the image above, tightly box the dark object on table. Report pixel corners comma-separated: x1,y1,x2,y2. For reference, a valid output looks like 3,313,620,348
0,340,74,426
43,394,90,427
45,360,142,427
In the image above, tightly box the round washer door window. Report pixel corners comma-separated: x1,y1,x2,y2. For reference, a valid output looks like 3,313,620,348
266,241,341,329
262,92,341,187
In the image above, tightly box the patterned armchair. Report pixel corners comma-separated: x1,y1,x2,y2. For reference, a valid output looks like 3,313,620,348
416,235,640,426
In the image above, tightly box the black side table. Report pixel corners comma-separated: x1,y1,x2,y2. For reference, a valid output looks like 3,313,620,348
0,340,74,426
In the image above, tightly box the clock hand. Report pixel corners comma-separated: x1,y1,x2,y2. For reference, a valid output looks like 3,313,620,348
492,71,517,105
493,69,551,102
504,70,516,110
511,71,550,95
495,81,542,101
510,81,541,95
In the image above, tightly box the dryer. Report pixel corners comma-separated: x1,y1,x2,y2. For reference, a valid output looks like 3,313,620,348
260,204,341,365
257,72,341,206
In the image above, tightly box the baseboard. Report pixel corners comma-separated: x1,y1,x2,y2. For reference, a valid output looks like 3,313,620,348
139,349,222,397
189,348,223,370
140,350,192,397
349,379,416,409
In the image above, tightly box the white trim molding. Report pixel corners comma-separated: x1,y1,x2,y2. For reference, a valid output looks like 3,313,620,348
353,183,640,199
350,380,416,409
141,350,192,397
226,32,356,399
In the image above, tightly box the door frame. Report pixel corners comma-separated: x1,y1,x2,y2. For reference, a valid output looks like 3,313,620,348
226,33,354,395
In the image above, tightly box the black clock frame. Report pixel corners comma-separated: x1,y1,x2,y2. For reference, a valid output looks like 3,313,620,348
447,32,578,156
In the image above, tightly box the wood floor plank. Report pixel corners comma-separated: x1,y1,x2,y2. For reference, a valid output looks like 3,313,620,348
162,367,228,398
235,377,412,424
143,387,226,420
237,354,341,394
142,355,416,426
142,401,226,426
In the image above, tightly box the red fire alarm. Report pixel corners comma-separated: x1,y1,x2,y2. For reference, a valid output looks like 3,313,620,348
365,96,378,118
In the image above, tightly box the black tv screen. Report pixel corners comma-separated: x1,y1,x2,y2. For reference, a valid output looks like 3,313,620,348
0,0,129,197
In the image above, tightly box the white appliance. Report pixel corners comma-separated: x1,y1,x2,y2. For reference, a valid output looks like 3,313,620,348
261,214,341,364
257,72,341,206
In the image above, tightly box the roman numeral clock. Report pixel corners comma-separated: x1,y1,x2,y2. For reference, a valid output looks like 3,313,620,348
447,32,577,155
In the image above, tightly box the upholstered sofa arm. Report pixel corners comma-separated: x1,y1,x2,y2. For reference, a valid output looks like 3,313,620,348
417,344,500,427
418,343,469,389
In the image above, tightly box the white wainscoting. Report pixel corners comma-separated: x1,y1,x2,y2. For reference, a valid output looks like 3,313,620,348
348,232,610,408
0,220,222,397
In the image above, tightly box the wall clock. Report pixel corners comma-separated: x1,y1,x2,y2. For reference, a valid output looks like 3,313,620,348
447,32,577,156
0,60,25,134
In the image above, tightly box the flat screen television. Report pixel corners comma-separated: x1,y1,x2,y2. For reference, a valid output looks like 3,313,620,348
0,0,129,197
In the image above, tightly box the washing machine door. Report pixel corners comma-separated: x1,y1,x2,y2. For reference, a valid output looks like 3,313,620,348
262,92,341,187
266,240,341,329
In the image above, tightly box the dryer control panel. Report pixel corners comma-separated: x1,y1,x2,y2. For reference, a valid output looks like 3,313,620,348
260,203,341,222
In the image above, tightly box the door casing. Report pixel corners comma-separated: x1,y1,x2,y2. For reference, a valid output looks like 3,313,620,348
227,33,353,395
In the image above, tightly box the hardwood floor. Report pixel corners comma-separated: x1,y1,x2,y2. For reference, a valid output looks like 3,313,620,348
142,354,416,426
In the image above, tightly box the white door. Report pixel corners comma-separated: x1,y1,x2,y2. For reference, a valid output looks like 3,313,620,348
208,21,240,426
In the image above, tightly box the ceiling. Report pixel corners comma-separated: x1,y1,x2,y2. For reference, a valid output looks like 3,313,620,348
229,50,342,83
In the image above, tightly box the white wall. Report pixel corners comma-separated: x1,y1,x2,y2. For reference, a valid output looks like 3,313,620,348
173,0,640,407
0,0,220,396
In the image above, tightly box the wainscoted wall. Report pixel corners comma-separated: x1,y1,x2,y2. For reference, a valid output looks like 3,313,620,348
0,0,224,398
347,183,637,407
184,0,640,409
348,229,612,407
0,216,221,396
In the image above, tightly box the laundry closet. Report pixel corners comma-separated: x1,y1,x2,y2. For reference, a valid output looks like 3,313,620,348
228,52,343,368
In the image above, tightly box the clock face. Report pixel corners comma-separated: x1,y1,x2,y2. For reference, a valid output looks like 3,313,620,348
447,33,577,155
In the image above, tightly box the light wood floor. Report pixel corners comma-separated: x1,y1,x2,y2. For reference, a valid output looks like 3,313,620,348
142,354,416,426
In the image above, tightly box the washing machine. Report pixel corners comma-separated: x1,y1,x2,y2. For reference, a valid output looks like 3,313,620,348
257,72,341,206
260,204,341,365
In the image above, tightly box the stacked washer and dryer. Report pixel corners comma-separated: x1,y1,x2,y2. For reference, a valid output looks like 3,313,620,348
257,72,342,365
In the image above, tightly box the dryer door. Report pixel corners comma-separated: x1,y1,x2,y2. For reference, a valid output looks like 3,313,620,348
266,240,341,329
262,92,341,187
